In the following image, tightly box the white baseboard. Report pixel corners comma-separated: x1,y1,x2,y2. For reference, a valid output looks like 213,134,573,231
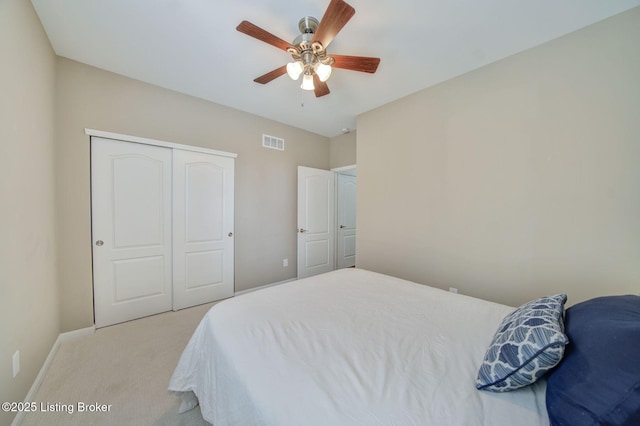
234,277,297,297
12,325,95,426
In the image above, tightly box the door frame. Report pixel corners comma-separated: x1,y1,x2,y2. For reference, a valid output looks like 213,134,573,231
331,165,357,269
295,164,358,278
86,128,237,159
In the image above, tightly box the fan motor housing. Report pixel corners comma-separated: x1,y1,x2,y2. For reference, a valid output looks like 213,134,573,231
293,17,320,48
298,16,319,34
293,32,315,48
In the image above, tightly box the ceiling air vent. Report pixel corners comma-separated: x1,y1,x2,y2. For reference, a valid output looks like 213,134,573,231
262,134,285,151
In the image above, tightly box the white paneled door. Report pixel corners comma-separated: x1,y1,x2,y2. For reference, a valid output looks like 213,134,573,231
92,135,235,327
172,150,234,310
337,173,357,269
297,166,335,279
92,137,173,328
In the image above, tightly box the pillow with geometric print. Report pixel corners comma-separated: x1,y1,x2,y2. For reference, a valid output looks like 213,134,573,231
476,294,568,392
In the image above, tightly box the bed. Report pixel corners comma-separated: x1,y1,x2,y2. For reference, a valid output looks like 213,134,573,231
168,268,559,425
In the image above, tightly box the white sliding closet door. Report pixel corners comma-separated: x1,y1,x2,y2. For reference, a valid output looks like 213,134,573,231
91,131,236,327
92,137,173,328
172,150,235,310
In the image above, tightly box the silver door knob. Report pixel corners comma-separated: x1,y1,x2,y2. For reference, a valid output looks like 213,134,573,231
95,240,104,246
339,225,346,229
228,232,233,237
298,228,307,233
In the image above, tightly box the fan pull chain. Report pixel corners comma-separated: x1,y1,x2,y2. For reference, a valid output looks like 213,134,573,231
300,89,305,108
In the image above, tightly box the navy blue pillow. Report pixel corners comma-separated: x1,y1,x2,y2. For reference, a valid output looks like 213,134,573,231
545,295,640,426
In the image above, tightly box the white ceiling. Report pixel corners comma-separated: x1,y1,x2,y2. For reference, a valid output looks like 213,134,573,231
31,0,640,137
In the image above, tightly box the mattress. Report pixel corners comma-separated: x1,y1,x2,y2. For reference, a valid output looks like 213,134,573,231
169,268,548,425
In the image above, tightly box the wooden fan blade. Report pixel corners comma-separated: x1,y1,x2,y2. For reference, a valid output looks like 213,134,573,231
313,74,330,97
331,55,380,73
254,65,288,84
236,21,293,52
312,0,355,49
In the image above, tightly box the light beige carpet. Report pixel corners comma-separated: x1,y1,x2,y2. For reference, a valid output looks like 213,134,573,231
21,302,217,426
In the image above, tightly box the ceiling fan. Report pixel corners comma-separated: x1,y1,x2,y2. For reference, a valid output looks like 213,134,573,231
236,0,380,97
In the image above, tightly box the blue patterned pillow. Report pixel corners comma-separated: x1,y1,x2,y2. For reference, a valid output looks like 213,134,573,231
476,294,568,392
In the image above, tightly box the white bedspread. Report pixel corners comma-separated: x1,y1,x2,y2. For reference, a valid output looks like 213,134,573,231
169,268,548,425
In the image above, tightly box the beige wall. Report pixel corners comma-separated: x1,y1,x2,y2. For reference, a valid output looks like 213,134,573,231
55,58,330,331
0,0,59,423
330,131,357,169
357,7,640,307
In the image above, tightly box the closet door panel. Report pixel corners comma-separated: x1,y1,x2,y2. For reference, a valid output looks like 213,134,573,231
112,156,166,248
185,163,224,242
92,137,172,328
173,150,234,310
185,250,223,289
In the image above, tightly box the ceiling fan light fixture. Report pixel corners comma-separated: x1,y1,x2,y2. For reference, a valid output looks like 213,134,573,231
237,0,380,98
301,73,315,91
316,63,332,82
286,61,303,80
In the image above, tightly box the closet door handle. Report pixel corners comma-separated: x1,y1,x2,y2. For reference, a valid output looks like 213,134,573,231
95,240,104,247
228,232,233,237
